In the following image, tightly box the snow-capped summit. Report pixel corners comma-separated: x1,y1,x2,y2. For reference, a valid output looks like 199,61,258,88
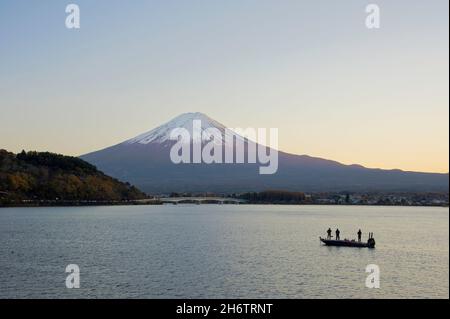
125,112,241,145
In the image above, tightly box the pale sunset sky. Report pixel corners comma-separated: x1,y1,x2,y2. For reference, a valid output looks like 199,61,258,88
0,0,448,173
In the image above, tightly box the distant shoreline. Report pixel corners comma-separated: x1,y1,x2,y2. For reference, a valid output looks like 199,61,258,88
0,200,448,208
0,199,163,208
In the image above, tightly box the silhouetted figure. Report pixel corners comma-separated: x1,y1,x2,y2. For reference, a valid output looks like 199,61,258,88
327,228,332,239
367,232,376,248
357,229,362,242
335,228,340,240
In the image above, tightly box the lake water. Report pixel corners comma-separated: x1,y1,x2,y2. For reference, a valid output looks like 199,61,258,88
0,205,448,299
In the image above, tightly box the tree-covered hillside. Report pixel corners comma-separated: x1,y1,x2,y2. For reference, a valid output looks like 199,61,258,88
0,150,146,203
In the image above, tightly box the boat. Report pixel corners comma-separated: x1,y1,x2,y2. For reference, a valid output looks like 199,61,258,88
320,237,376,248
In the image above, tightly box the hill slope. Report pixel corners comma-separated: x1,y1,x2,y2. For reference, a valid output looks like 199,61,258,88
0,150,146,202
81,113,449,194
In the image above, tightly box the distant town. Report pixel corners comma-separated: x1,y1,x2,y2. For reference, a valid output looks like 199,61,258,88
163,190,449,207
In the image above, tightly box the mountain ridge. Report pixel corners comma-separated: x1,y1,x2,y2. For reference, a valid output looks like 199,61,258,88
80,112,449,194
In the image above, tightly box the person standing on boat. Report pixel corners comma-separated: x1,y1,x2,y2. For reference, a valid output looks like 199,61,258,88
335,228,340,240
357,229,362,242
327,228,332,239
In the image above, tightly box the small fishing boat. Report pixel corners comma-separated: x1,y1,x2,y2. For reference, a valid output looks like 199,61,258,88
320,237,376,248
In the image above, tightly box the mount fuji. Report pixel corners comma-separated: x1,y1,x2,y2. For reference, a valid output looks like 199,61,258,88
80,112,449,194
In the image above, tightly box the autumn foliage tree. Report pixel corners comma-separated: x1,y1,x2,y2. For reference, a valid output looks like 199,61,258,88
0,149,146,202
